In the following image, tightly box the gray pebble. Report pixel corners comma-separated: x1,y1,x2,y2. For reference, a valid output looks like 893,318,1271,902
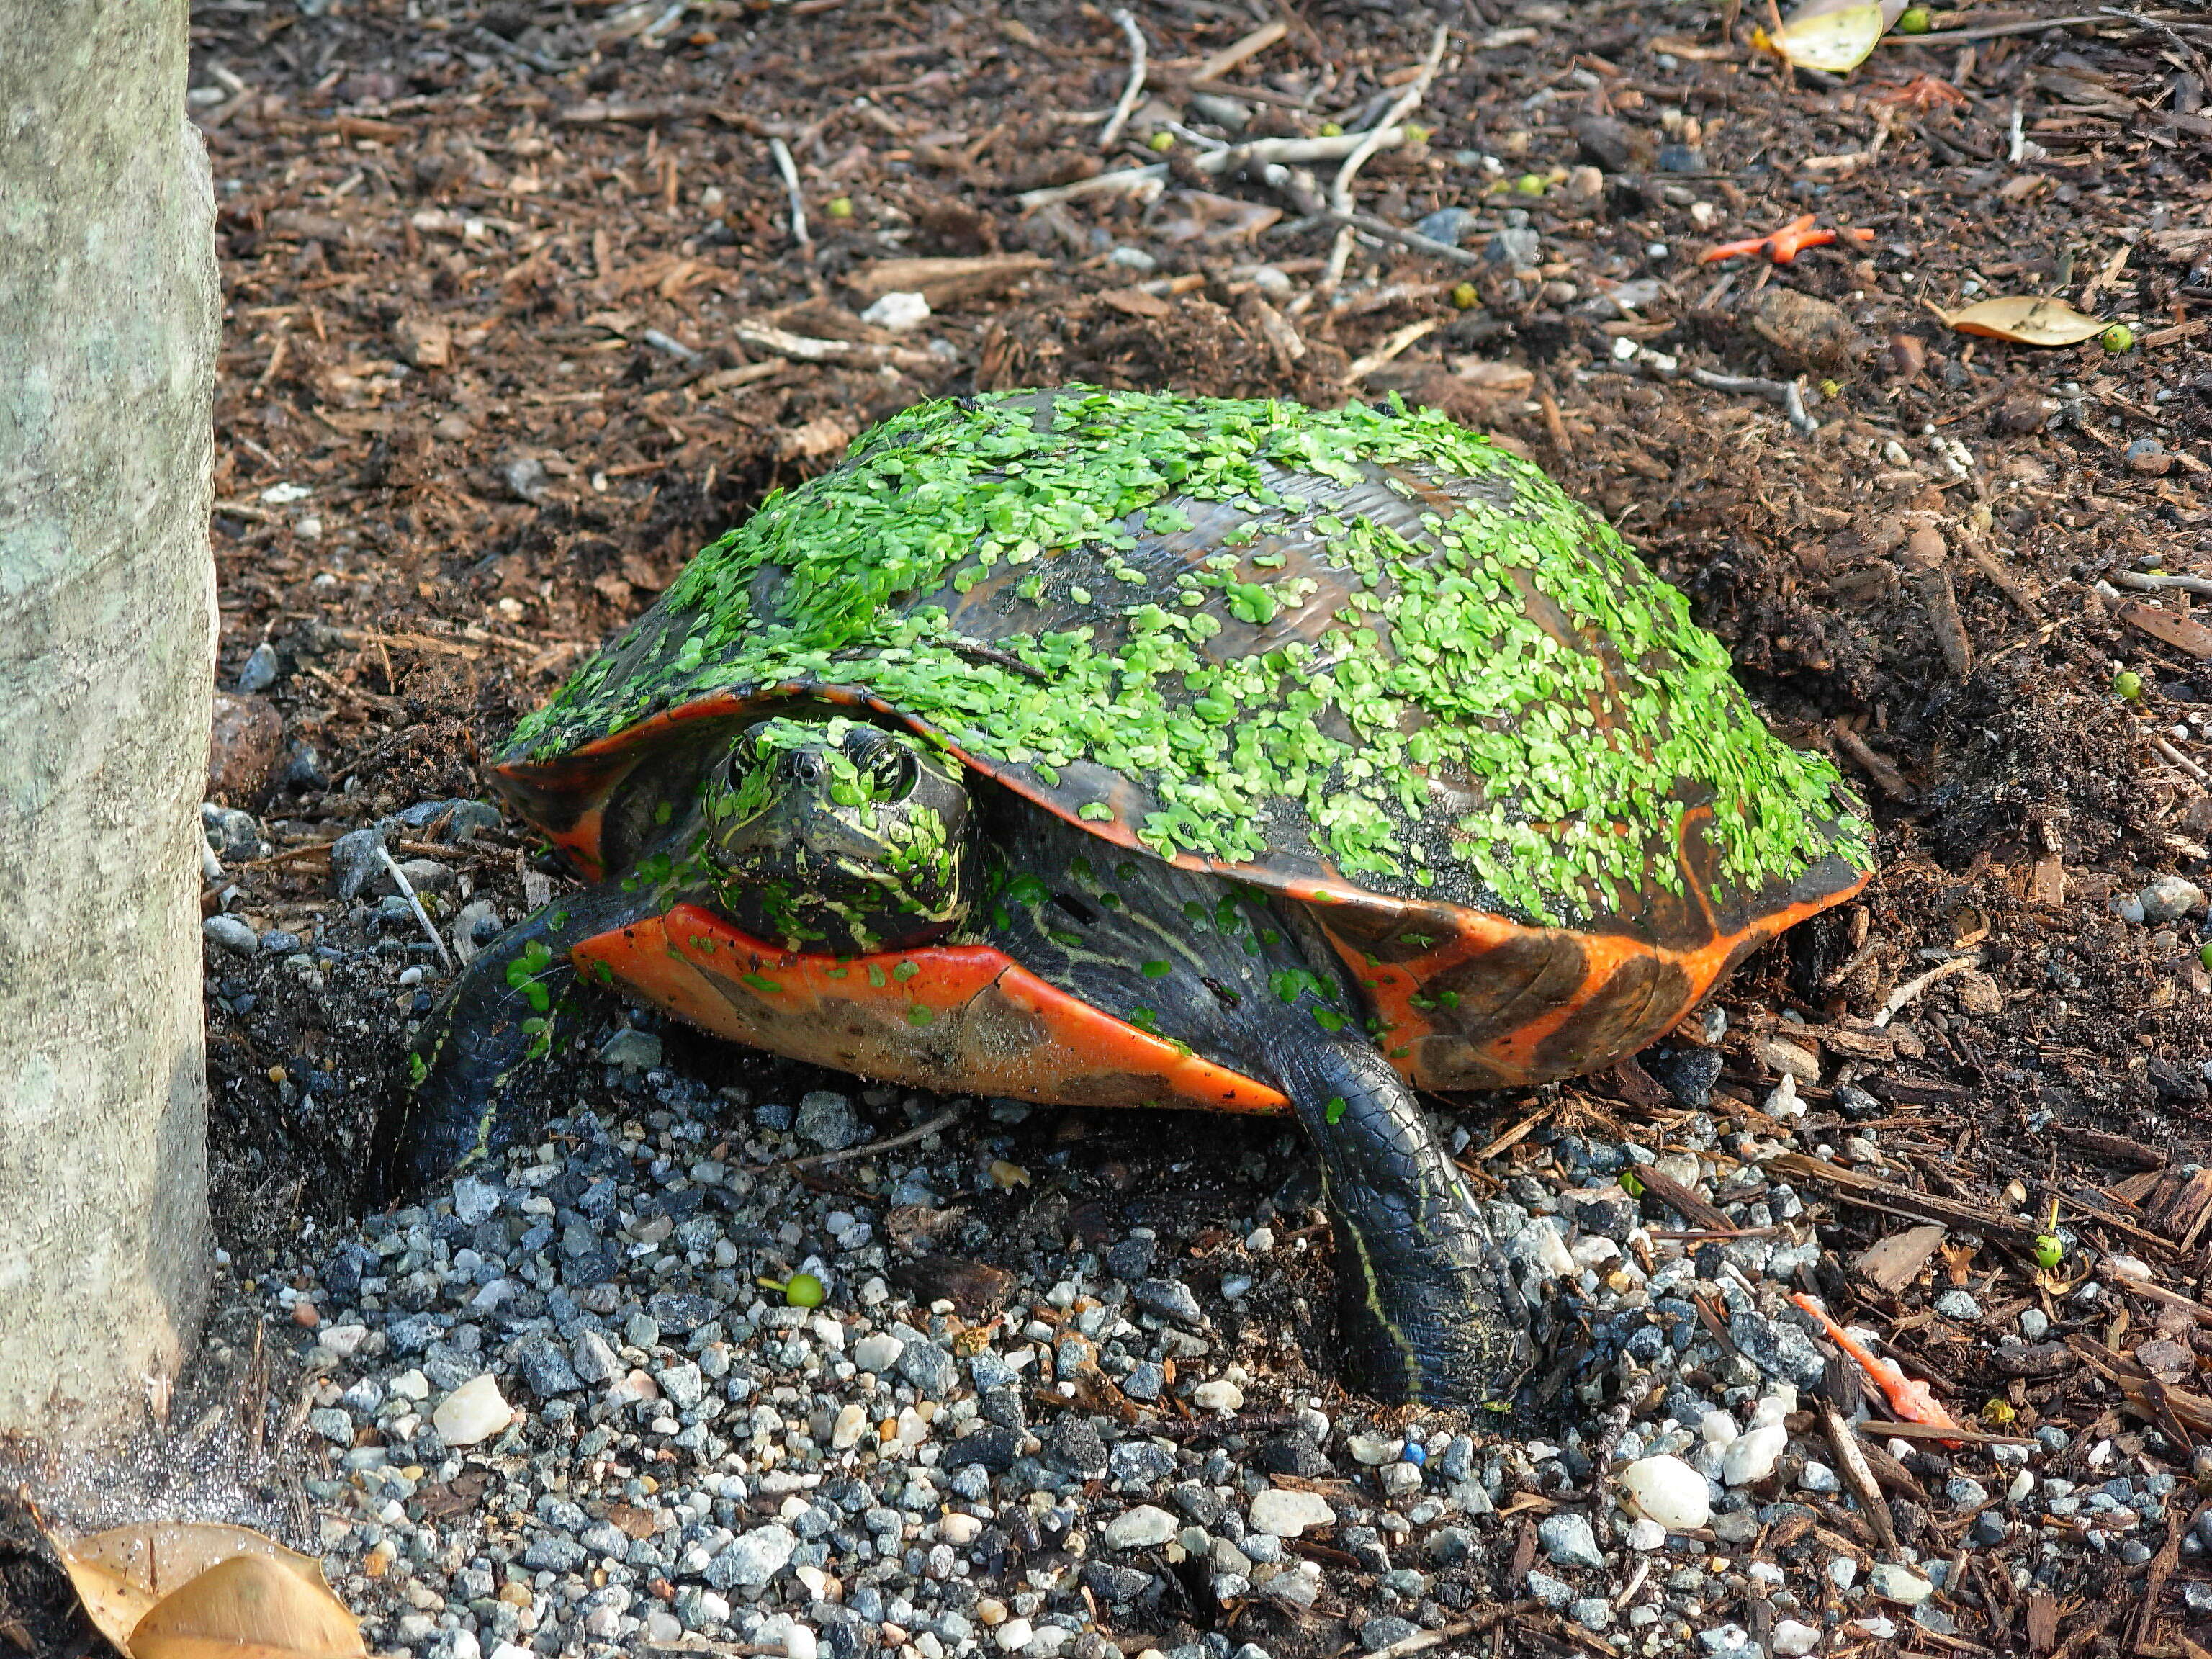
1934,1288,1981,1321
795,1089,862,1151
513,1334,583,1395
1134,1278,1205,1326
1539,1511,1604,1570
203,914,259,956
1360,1617,1421,1652
328,825,390,901
2141,876,2206,925
235,641,282,693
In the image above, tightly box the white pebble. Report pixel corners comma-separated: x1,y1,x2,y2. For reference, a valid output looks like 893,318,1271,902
1192,1380,1244,1413
431,1374,512,1447
1721,1424,1786,1486
1624,1518,1667,1551
831,1403,868,1449
940,1513,983,1546
860,291,931,331
1346,1432,1404,1466
1249,1488,1335,1537
1772,1619,1821,1657
1619,1455,1710,1532
994,1617,1033,1653
1103,1506,1177,1550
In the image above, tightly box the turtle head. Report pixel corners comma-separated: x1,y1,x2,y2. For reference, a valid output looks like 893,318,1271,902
699,714,977,953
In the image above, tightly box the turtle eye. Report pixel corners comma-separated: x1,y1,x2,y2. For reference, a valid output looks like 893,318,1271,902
864,742,917,802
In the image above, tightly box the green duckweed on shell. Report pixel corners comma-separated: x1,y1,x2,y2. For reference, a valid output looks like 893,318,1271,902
509,389,1869,932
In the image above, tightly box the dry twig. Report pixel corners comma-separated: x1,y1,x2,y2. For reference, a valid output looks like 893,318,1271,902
1687,367,1817,433
376,842,454,971
1097,10,1148,152
768,136,808,248
1325,24,1449,288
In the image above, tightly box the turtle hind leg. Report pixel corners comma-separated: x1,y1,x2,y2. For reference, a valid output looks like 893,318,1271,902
370,882,643,1200
1274,1036,1530,1409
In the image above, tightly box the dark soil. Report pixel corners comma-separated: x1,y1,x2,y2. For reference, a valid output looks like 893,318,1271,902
10,0,2212,1651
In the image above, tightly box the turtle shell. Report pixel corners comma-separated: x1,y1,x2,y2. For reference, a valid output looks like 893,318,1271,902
495,388,1871,1087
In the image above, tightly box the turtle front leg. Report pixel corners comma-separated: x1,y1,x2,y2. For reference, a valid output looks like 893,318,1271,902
374,883,644,1197
1277,1038,1530,1409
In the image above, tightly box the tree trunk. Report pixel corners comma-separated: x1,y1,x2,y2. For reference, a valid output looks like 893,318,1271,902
0,1,217,1443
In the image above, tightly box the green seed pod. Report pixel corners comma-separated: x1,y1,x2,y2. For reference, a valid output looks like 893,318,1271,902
2113,670,2144,702
1898,6,1933,33
2100,323,2136,353
1450,282,1479,310
1318,121,1344,138
1514,174,1547,197
783,1272,827,1308
1148,131,1175,153
2033,1233,2063,1272
825,197,854,220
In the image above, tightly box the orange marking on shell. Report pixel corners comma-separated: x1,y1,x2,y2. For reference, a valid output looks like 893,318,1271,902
1334,861,1871,1090
571,904,1289,1115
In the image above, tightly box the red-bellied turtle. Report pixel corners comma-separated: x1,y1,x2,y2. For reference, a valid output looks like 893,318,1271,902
380,387,1871,1406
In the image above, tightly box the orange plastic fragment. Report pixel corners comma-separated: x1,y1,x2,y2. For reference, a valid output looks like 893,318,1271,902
1700,215,1876,266
1789,1292,1964,1446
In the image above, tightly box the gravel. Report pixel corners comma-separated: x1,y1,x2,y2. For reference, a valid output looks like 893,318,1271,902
206,861,2150,1658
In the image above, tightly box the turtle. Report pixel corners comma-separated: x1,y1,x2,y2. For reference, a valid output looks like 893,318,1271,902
379,387,1871,1408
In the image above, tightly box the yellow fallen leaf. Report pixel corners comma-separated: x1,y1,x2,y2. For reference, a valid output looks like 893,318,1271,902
987,1159,1032,1190
53,1521,361,1659
130,1554,365,1659
1940,295,2109,346
1761,2,1887,72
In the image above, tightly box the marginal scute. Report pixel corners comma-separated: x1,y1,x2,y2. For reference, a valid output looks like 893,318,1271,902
504,388,1871,944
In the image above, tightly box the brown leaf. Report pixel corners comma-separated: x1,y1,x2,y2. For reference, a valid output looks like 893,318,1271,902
130,1553,365,1659
1939,296,2109,347
54,1524,359,1659
1851,1224,1947,1295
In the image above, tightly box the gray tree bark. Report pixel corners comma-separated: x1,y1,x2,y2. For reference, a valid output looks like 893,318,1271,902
0,1,217,1442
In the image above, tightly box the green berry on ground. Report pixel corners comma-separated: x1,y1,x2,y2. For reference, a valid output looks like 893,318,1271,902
1318,121,1343,137
2113,670,2144,702
1450,282,1478,310
825,197,853,220
1148,131,1174,153
783,1272,826,1308
1514,173,1546,197
1898,6,1933,32
2100,323,2136,353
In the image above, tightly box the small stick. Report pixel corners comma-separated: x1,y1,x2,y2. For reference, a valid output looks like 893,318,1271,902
1015,163,1166,211
2113,568,2212,598
2152,733,2212,784
1881,12,2113,44
1345,317,1444,381
1687,367,1817,433
1323,208,1480,266
1822,1401,1898,1551
377,842,455,973
1830,724,1912,800
1097,9,1148,152
1964,545,2044,619
768,136,808,248
747,1102,966,1174
1326,24,1449,291
1874,950,1979,1026
1329,26,1449,215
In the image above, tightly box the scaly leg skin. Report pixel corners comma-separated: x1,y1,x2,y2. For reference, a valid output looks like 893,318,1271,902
1277,1038,1530,1409
375,883,646,1196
